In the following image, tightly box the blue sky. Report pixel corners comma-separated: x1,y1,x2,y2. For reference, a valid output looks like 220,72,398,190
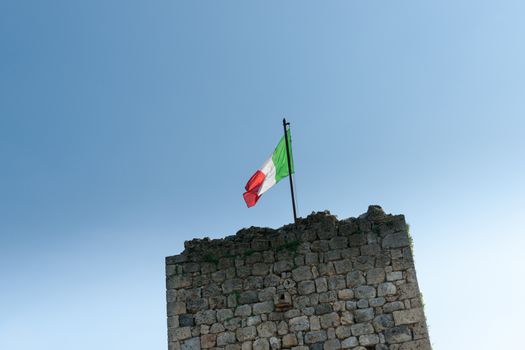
1,1,524,349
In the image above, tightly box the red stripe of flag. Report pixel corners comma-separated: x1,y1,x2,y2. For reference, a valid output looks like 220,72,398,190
243,170,266,207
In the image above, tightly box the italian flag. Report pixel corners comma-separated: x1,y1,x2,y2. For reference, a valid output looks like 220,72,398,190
243,131,294,207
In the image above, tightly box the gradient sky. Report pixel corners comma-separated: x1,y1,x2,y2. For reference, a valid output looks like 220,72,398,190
1,1,524,349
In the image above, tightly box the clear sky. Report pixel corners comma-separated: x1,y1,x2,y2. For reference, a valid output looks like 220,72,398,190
1,1,524,349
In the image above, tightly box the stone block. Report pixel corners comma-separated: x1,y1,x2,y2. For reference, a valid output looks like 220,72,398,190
257,321,277,337
383,301,405,313
386,271,403,281
398,282,419,300
346,271,365,288
382,232,409,249
372,314,394,332
328,275,346,290
323,339,341,350
385,325,412,344
216,309,233,322
334,259,353,274
304,330,328,344
274,260,293,273
252,263,269,276
283,334,298,347
358,334,379,346
217,332,236,346
175,327,192,340
239,291,259,304
292,266,313,281
289,316,310,331
354,285,376,299
253,301,274,315
341,336,358,348
235,304,252,317
329,237,348,250
366,268,386,284
377,282,396,297
253,338,270,350
320,312,340,328
350,323,374,336
315,277,328,292
335,325,352,339
201,334,216,348
399,339,432,350
354,308,374,323
337,289,354,300
298,280,316,295
195,310,216,325
181,337,201,350
393,308,425,325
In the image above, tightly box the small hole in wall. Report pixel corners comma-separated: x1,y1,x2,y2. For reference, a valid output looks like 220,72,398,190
280,294,285,300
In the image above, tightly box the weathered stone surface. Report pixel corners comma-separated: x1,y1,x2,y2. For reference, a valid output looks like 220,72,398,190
341,336,358,348
398,282,420,300
305,330,328,344
186,298,208,313
239,291,258,304
383,301,405,313
315,277,328,292
298,280,316,295
334,259,353,274
393,308,425,325
320,312,340,328
175,327,192,340
354,285,376,299
399,339,432,350
196,310,216,325
377,282,396,297
387,271,403,281
201,334,216,348
235,305,252,317
335,326,352,339
217,332,236,346
166,208,431,350
323,339,341,350
236,326,257,342
358,334,379,346
253,338,270,350
356,299,369,309
282,334,298,347
253,301,274,315
289,316,310,331
292,266,313,281
372,314,394,332
257,321,277,337
350,323,374,336
366,268,385,284
326,276,345,291
179,314,194,327
382,232,410,249
222,279,243,294
182,337,201,350
354,308,374,323
369,298,384,308
274,260,293,273
337,289,354,300
346,271,365,288
385,325,412,344
269,337,280,350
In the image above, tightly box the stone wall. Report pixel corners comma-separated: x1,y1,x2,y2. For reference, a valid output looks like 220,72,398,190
165,206,432,350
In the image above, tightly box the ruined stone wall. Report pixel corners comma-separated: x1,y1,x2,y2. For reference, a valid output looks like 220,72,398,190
165,206,432,350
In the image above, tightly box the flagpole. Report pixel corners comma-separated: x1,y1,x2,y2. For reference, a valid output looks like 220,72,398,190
282,118,298,224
